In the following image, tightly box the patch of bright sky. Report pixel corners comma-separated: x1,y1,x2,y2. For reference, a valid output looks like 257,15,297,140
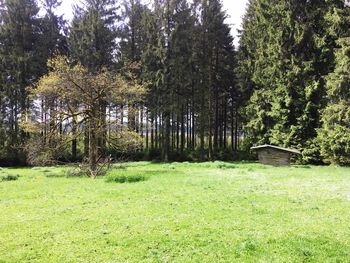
56,0,248,47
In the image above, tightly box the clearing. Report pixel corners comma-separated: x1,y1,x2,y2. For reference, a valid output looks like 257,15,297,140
1,162,350,262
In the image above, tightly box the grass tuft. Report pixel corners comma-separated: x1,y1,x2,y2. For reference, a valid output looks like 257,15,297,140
44,172,65,178
162,164,176,170
235,239,258,256
105,170,146,183
214,161,236,169
0,173,19,182
65,168,86,178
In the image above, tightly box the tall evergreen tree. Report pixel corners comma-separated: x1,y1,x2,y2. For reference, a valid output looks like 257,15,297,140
38,0,67,61
319,38,350,165
196,0,235,160
69,0,119,71
118,0,149,133
239,0,346,162
0,0,44,163
68,0,120,156
318,4,350,165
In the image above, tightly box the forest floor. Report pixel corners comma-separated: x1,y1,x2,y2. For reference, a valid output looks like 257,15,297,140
1,162,350,262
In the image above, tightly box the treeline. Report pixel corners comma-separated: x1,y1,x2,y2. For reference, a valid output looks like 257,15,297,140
0,0,240,166
0,0,350,166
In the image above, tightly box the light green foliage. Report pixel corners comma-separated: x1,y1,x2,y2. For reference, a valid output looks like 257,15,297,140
1,162,350,261
30,55,145,176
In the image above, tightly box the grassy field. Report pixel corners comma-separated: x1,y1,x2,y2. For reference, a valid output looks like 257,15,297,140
1,162,350,262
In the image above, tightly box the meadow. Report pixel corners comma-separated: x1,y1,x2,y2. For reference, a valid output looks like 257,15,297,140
1,162,350,262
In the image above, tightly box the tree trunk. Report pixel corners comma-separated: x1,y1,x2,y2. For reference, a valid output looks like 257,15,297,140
72,114,78,161
162,112,170,162
180,105,185,152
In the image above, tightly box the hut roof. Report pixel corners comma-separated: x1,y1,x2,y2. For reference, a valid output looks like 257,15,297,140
251,144,301,155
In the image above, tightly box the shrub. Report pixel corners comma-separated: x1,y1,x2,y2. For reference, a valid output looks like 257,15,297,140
24,138,70,166
147,149,162,161
108,131,144,158
301,138,323,165
318,125,350,165
105,172,146,183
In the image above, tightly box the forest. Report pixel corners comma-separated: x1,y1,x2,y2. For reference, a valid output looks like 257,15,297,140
1,0,350,168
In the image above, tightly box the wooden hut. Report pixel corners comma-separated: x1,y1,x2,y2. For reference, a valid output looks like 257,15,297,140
251,145,301,166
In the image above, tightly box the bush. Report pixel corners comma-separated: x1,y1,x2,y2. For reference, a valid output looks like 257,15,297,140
301,138,323,165
0,173,19,182
318,125,350,165
24,138,70,166
105,171,146,183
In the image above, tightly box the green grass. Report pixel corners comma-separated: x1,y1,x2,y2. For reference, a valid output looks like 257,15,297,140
1,162,350,262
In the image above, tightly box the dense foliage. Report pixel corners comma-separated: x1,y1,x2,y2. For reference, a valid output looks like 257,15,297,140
0,0,350,165
238,0,350,164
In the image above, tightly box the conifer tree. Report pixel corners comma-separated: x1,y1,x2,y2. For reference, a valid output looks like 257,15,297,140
318,38,350,165
239,0,347,162
68,0,119,156
197,0,235,159
318,4,350,165
69,0,119,71
0,0,44,163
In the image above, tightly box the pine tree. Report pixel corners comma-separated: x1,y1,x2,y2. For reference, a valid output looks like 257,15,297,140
69,0,119,71
168,0,195,153
118,0,147,64
118,0,149,133
318,4,350,165
0,0,44,163
239,0,346,162
38,0,68,61
319,38,350,165
196,0,235,160
68,0,119,156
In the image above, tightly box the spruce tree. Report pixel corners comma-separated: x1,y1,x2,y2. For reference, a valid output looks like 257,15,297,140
68,0,119,156
318,4,350,165
319,37,350,165
69,0,119,71
197,0,235,159
239,0,347,163
0,0,43,163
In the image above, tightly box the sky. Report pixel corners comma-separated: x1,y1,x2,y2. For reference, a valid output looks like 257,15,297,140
57,0,249,46
222,0,248,45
